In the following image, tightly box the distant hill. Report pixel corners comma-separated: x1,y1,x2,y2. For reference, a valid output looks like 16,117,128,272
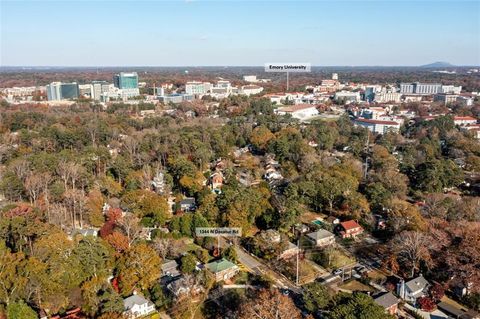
420,61,455,68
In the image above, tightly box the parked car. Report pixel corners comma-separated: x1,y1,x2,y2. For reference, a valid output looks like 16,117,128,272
355,265,367,274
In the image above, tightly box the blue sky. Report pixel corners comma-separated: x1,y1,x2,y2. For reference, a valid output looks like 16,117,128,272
1,1,479,66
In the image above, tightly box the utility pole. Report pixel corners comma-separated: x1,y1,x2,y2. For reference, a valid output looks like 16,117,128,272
296,238,300,285
286,72,290,92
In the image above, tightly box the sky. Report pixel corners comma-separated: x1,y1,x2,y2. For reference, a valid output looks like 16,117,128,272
1,0,479,66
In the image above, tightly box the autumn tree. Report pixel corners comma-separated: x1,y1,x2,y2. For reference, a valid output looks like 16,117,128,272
237,289,302,319
116,243,161,295
250,125,274,151
121,190,170,226
86,189,105,227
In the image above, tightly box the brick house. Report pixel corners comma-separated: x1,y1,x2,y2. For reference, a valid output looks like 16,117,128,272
339,220,364,239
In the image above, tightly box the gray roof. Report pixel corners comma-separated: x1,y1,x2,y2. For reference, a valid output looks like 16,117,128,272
123,294,153,311
180,198,196,205
162,259,180,277
437,301,466,317
74,229,98,237
162,259,178,270
287,242,298,250
374,292,399,309
307,229,334,241
405,275,429,292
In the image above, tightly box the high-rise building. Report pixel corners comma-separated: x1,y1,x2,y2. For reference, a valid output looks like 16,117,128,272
400,82,442,94
364,87,375,102
441,85,462,94
400,83,415,94
60,83,80,99
46,82,79,101
113,72,138,89
92,81,110,100
332,73,338,80
46,82,62,101
78,84,93,98
185,81,211,95
415,83,442,94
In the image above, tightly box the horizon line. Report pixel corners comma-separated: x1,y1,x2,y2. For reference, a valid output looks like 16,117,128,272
1,64,479,68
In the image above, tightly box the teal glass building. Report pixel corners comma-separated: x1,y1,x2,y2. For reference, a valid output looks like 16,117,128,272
113,72,138,89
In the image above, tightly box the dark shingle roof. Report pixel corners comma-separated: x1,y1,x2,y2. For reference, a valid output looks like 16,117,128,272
374,292,399,309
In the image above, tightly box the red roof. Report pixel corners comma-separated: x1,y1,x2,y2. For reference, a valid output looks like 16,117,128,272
454,116,477,121
341,220,362,231
354,118,399,125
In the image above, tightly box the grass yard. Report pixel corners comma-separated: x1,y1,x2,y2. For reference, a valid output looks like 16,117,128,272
367,269,387,284
339,279,374,293
310,248,356,270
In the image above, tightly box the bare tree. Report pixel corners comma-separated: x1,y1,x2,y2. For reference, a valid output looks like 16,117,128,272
64,188,85,229
57,160,72,190
123,135,139,160
49,203,69,230
153,237,172,260
41,173,52,222
11,158,30,181
393,231,432,278
118,214,142,247
25,173,44,205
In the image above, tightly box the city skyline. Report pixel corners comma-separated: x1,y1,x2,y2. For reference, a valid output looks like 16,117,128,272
1,1,480,67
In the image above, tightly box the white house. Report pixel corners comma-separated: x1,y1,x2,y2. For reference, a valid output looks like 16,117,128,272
397,275,430,304
353,118,401,134
461,124,480,139
276,104,319,120
454,116,477,126
306,229,335,247
240,85,264,96
123,293,155,318
334,91,361,104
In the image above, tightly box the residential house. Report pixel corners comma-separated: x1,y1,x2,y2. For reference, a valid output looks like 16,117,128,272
237,170,260,187
151,171,166,194
397,275,430,303
205,258,239,282
279,241,300,260
461,124,480,139
325,216,340,225
259,229,281,243
123,293,155,319
306,229,335,247
338,220,364,239
209,171,223,193
179,198,196,212
167,276,203,298
437,302,480,319
294,223,310,234
72,228,98,238
161,259,180,278
374,292,399,316
454,116,477,126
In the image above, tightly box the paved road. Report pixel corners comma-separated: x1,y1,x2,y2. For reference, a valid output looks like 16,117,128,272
219,237,301,293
